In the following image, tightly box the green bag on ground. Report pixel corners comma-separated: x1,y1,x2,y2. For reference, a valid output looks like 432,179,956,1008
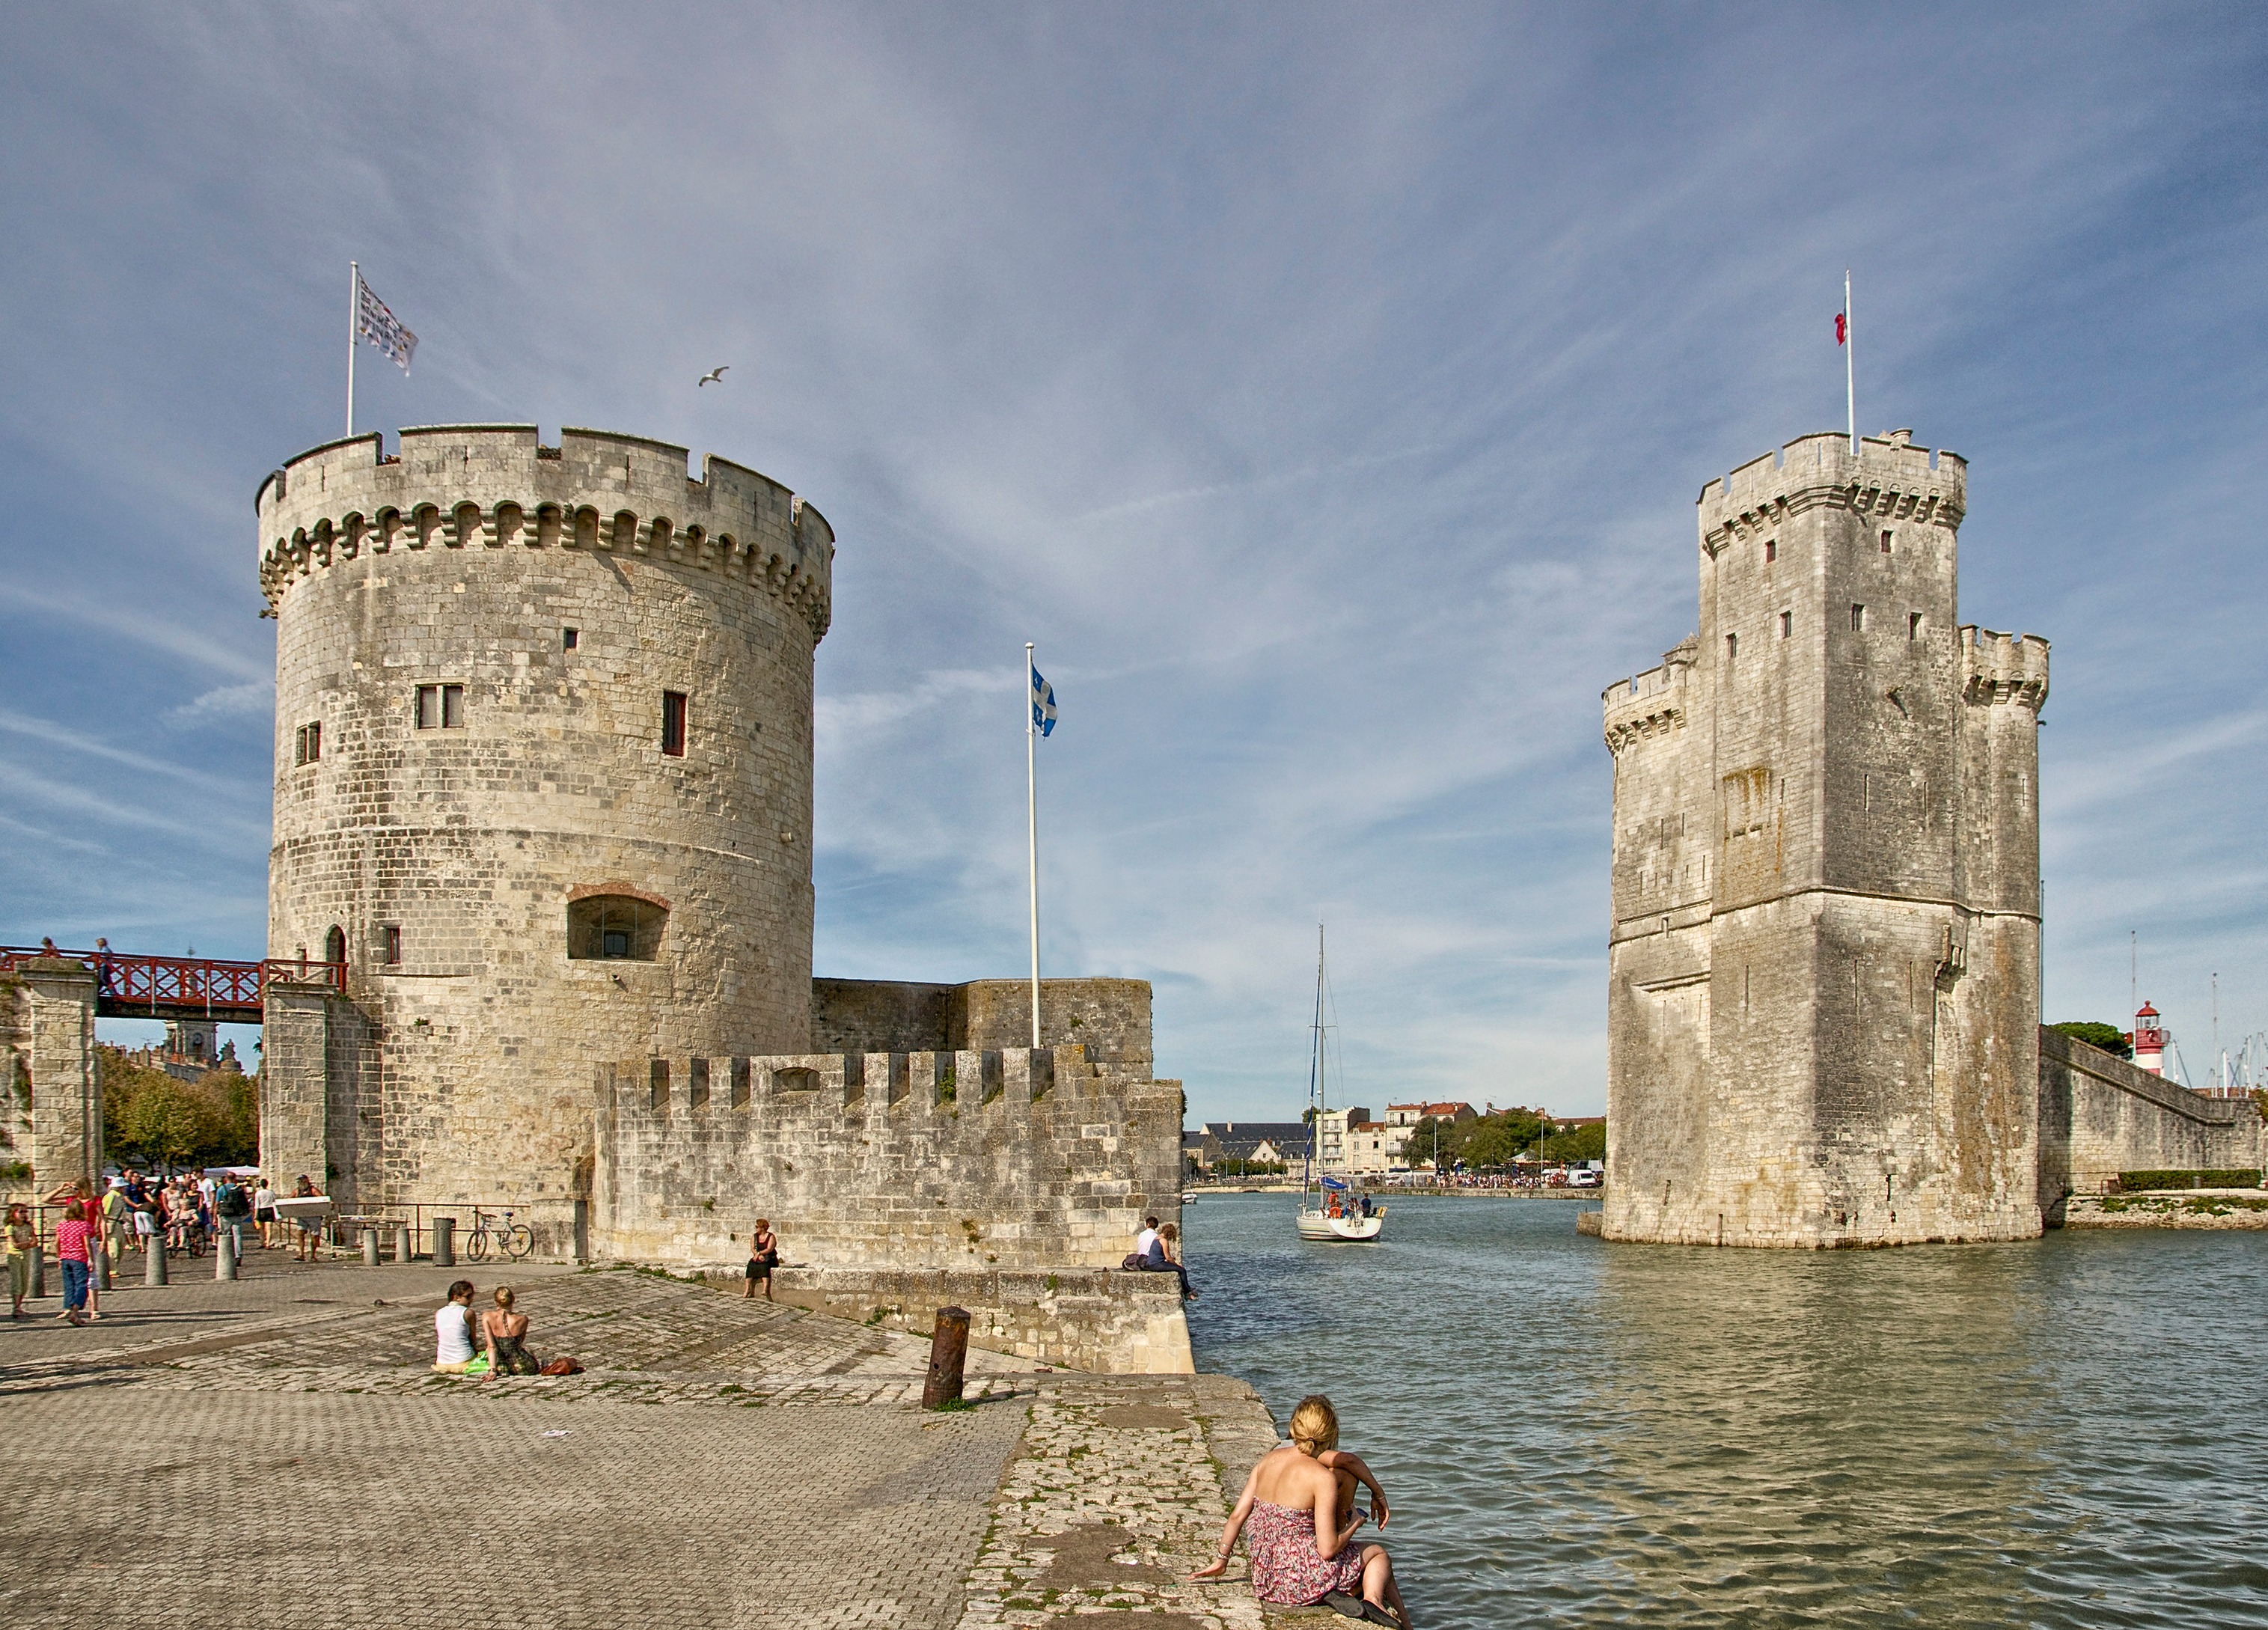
464,1355,490,1375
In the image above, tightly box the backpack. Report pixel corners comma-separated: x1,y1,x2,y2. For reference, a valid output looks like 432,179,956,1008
218,1182,251,1219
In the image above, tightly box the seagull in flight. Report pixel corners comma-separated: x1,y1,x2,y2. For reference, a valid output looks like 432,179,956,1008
697,365,728,387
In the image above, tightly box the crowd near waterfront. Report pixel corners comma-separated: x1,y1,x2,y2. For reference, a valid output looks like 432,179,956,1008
1186,1191,2268,1629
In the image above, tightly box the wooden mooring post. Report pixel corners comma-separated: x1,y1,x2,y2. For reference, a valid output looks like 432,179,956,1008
921,1305,971,1408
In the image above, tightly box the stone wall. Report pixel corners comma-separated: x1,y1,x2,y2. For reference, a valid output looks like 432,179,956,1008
2038,1027,2266,1217
1,975,37,1193
812,977,1152,1063
1603,431,2048,1247
706,1265,1195,1374
14,959,99,1195
590,1045,1182,1272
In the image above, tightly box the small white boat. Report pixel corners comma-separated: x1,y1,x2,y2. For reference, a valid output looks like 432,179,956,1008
1297,1203,1384,1242
1295,926,1385,1244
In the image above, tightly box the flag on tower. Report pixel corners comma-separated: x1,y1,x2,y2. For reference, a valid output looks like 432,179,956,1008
1030,664,1057,737
356,272,418,373
1836,310,1847,346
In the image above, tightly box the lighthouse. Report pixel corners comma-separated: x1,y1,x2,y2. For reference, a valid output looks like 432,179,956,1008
2131,1002,2169,1075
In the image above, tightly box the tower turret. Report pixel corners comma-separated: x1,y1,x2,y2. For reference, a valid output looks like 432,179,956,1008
257,425,833,1221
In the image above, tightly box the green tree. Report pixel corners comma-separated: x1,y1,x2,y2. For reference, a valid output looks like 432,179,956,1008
2050,1021,2133,1060
1541,1121,1607,1163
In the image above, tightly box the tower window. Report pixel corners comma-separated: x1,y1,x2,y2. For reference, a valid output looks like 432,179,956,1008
1880,530,1893,554
569,893,667,961
1909,611,1923,640
661,691,688,757
293,721,322,765
563,628,578,650
415,683,465,729
1779,611,1791,639
1851,604,1866,632
1764,539,1776,563
1726,633,1738,661
380,924,402,965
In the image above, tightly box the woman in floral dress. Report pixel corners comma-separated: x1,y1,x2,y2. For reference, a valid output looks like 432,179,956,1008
1188,1394,1410,1628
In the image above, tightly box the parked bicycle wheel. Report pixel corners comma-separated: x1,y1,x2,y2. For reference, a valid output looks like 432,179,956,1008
465,1228,491,1263
503,1224,536,1260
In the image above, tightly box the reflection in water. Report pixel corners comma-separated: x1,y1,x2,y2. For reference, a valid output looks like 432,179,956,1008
1184,1192,2268,1629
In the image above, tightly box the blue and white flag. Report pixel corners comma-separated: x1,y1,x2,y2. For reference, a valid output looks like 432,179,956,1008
1030,663,1057,737
356,272,418,373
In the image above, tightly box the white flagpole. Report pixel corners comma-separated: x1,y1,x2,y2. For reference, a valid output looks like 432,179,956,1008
1844,269,1856,457
347,260,358,438
1025,642,1042,1048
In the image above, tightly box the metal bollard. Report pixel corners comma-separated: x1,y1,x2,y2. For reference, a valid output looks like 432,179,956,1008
216,1230,238,1281
921,1305,971,1408
395,1223,415,1264
91,1245,111,1292
432,1216,456,1268
145,1236,168,1287
30,1246,45,1301
361,1228,381,1267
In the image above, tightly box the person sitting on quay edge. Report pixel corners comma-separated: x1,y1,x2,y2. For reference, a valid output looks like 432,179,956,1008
743,1218,780,1301
1190,1394,1409,1629
480,1286,540,1377
1143,1221,1197,1302
432,1281,478,1373
7,1203,39,1319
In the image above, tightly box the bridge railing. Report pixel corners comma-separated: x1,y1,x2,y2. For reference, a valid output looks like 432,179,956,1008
0,944,346,1016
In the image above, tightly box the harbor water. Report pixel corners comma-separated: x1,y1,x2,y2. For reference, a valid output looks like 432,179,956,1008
1183,1191,2268,1629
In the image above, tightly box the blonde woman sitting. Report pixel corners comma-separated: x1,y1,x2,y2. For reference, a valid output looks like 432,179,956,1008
480,1286,541,1376
1189,1394,1409,1628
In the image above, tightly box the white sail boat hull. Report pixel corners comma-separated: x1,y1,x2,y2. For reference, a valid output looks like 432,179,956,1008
1297,1208,1385,1243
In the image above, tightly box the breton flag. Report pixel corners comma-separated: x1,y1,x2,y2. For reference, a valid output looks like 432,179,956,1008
1030,664,1057,737
1836,309,1848,346
357,272,418,373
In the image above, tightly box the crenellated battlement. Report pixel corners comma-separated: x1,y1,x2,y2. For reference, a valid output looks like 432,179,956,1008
1603,636,1698,754
1960,626,2050,711
1699,430,1966,556
256,425,834,639
592,1042,1185,1273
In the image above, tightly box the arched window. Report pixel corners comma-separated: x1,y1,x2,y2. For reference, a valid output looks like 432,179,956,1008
566,890,668,961
324,925,346,968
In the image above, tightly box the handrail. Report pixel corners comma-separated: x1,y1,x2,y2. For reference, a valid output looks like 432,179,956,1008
0,943,346,1015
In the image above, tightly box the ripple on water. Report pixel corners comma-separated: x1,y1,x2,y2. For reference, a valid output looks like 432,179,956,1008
1183,1192,2268,1630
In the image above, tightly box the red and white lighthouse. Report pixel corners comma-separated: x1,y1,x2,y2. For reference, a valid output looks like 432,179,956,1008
2131,1001,2169,1075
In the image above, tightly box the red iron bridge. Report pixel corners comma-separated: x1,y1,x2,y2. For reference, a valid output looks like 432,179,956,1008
0,943,346,1024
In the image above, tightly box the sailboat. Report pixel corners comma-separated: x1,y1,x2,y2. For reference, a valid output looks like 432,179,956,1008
1297,925,1385,1243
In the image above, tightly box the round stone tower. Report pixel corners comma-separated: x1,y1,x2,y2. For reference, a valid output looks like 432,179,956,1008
257,424,833,1221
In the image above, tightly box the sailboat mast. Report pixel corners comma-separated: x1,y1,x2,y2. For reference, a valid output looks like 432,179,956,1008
1309,924,1324,1191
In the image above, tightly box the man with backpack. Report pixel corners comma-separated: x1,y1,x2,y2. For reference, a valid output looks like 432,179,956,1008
215,1173,254,1262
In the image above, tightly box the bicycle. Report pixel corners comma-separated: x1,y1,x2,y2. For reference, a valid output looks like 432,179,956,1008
463,1206,535,1263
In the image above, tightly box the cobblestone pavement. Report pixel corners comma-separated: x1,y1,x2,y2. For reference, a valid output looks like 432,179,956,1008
0,1261,1325,1629
950,1373,1341,1630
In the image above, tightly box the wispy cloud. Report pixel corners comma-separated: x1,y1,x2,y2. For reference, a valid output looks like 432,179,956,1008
1,5,2263,1113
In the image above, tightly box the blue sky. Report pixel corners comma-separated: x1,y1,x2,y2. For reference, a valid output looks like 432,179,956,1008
3,5,2263,1118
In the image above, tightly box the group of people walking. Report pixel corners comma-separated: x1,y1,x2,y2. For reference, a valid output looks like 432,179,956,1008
7,1170,327,1324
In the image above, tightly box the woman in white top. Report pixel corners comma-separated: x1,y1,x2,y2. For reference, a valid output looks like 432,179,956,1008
253,1179,278,1248
432,1281,477,1373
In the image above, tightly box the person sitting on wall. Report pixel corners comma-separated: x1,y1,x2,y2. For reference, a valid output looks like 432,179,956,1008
480,1285,541,1377
433,1281,478,1373
1143,1221,1196,1302
743,1219,780,1301
1189,1394,1408,1628
1135,1215,1161,1260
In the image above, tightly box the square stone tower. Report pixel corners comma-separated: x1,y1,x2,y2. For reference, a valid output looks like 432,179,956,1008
1601,431,2048,1246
